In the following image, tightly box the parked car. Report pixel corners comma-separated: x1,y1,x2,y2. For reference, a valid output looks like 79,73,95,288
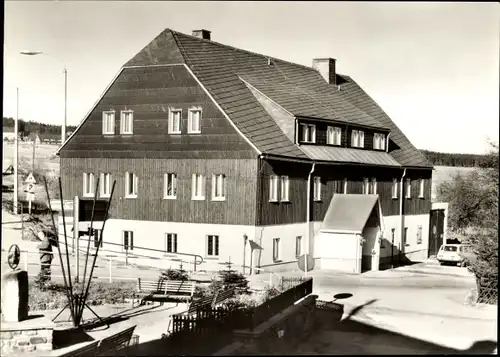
437,244,472,267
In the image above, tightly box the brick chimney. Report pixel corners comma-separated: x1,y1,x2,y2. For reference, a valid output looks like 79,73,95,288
192,29,211,40
312,58,337,85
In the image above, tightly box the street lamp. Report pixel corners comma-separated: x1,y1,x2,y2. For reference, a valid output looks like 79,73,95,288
20,51,67,146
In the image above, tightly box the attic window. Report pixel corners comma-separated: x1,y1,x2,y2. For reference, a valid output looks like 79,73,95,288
267,58,274,66
102,111,115,135
120,110,133,135
351,129,364,148
373,133,386,150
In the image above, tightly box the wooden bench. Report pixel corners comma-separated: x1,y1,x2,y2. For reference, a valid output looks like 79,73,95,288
59,341,100,357
135,278,195,305
96,325,137,356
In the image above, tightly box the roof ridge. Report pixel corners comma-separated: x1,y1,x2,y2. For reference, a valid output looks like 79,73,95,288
170,29,318,72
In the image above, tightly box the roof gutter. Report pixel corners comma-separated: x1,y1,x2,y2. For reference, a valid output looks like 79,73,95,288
399,168,407,263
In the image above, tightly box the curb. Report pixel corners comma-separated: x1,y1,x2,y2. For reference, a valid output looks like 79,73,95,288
391,268,473,279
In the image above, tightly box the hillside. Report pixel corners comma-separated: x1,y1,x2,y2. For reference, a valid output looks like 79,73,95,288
3,117,77,138
421,149,488,168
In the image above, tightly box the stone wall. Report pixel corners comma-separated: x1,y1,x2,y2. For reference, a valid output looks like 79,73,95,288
1,327,53,354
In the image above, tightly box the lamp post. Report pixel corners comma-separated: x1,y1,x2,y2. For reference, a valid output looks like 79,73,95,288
20,51,67,146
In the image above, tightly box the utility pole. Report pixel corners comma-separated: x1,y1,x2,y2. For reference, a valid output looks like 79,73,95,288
14,88,19,214
63,67,67,146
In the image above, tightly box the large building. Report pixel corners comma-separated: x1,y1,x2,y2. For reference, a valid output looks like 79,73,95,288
57,29,434,274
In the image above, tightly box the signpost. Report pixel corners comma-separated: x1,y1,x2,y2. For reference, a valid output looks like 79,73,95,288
24,173,36,215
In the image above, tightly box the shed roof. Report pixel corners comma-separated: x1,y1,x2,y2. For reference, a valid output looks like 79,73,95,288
321,194,379,233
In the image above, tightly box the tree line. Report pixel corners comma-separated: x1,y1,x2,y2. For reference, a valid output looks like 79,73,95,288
420,149,488,168
3,117,77,137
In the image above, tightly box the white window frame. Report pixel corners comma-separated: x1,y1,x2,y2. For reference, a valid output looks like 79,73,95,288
313,176,321,201
188,107,202,134
374,133,386,150
351,129,365,148
83,173,95,197
392,178,398,199
416,226,422,244
419,179,425,198
91,228,103,248
122,230,134,251
406,178,412,199
269,175,279,202
102,111,115,135
100,173,111,198
300,123,316,143
403,227,408,246
164,173,177,199
280,176,290,202
212,174,226,201
125,172,138,198
192,174,206,200
168,108,182,134
207,235,219,257
120,110,134,135
295,236,302,258
165,233,178,253
327,126,342,145
370,178,377,195
273,238,281,261
363,178,370,194
343,178,348,194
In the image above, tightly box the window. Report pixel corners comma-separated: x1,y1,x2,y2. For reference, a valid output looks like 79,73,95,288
406,178,412,199
273,238,280,261
192,174,206,200
370,178,377,194
327,126,342,145
419,179,425,198
102,111,115,135
417,226,422,244
392,178,398,199
343,178,348,194
164,173,177,199
300,123,316,143
91,228,102,248
120,110,133,134
125,172,138,198
295,236,302,258
123,230,134,251
188,107,202,134
313,176,321,201
351,129,365,148
100,173,111,198
83,173,95,197
373,133,386,150
168,109,182,134
363,178,370,194
212,174,226,201
269,175,279,202
280,176,289,202
165,233,178,253
207,235,219,257
403,227,408,245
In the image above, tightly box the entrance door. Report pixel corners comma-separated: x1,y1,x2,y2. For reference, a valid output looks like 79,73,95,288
428,209,445,257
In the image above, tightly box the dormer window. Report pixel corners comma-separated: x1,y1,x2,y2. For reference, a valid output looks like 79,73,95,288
327,126,342,145
300,123,316,143
374,133,386,150
351,130,364,148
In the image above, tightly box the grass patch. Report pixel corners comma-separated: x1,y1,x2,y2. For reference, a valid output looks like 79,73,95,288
28,279,136,311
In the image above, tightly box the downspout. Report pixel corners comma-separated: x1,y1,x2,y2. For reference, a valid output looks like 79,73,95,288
243,234,248,275
295,118,299,145
399,168,407,266
386,133,391,152
305,162,316,277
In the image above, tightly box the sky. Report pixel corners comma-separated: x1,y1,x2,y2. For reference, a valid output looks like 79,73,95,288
4,1,499,154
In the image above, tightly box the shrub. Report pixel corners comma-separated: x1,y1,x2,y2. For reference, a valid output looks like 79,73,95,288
222,294,259,311
160,268,189,281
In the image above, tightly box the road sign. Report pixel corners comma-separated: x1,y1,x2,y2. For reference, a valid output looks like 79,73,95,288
297,253,315,272
25,172,36,184
25,183,35,193
26,192,35,202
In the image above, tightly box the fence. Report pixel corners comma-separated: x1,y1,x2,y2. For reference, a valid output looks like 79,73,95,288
477,278,497,305
169,277,313,346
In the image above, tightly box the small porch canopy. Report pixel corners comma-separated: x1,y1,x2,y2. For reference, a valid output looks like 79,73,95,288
320,194,383,234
